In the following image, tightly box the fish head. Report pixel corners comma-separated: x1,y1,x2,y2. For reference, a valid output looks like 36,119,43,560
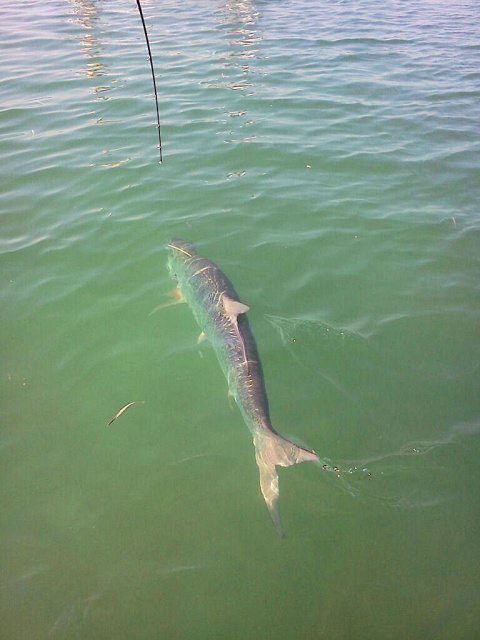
166,239,197,280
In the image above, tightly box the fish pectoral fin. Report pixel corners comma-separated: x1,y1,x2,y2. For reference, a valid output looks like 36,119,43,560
149,287,185,316
222,296,250,322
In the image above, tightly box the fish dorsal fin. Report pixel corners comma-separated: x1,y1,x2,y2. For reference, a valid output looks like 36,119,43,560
222,296,249,322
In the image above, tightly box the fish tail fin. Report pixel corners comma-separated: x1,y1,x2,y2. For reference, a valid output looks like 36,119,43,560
253,431,319,537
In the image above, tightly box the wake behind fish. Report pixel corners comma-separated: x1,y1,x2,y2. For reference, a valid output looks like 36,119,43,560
315,427,469,510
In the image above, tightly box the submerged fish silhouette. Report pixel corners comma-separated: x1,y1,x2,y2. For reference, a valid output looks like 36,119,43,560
166,239,318,535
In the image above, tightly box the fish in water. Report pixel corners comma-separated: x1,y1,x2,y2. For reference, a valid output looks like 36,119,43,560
166,239,319,536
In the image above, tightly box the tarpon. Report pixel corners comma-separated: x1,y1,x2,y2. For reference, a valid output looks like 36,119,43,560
166,239,319,535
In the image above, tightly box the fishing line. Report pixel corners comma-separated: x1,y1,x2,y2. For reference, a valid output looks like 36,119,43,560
135,0,162,163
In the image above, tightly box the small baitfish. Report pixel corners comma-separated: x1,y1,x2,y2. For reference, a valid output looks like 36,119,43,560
166,239,319,536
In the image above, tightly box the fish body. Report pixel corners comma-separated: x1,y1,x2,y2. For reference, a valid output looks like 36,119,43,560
167,239,318,535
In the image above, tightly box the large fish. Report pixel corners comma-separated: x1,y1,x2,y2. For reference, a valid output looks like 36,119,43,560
167,239,319,535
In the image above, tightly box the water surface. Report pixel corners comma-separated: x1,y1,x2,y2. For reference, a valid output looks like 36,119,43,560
2,1,479,638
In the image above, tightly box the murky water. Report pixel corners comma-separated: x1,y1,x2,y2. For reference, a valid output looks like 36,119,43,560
2,1,479,638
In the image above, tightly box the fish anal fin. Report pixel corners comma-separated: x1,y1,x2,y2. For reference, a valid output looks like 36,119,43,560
198,331,207,344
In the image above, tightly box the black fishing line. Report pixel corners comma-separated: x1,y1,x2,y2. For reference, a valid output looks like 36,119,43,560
135,0,162,163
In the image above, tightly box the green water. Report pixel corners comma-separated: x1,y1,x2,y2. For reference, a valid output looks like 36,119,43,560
2,0,480,638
